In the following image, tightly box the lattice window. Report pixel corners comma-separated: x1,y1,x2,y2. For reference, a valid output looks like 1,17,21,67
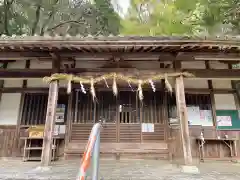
21,93,48,125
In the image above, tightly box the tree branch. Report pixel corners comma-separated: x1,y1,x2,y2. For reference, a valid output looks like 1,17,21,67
31,0,42,35
46,20,84,32
40,0,59,35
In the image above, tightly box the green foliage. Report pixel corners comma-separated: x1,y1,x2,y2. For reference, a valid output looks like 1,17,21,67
0,0,121,36
0,0,239,36
121,0,239,36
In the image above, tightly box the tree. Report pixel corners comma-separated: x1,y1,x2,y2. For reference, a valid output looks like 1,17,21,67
200,0,240,34
0,0,121,36
121,0,195,35
120,0,240,36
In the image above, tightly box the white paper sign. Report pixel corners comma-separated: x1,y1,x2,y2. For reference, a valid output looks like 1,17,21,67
55,104,65,123
217,116,232,126
200,110,213,126
59,125,66,134
53,125,60,136
187,106,201,125
141,123,154,132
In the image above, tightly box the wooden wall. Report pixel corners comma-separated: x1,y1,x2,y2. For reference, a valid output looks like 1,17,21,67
169,126,240,160
0,126,16,157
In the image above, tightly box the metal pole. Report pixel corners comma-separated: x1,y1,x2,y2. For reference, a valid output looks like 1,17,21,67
92,131,100,180
77,122,102,180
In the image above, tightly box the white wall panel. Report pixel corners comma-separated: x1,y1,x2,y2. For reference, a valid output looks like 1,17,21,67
4,79,23,87
181,61,206,69
30,60,52,69
210,62,228,69
184,79,208,89
214,94,236,110
212,80,232,89
27,78,48,87
7,60,25,69
0,93,21,125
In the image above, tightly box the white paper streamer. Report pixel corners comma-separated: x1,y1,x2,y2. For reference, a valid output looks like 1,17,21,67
103,77,109,88
149,79,156,92
67,75,73,94
128,80,134,92
112,75,118,96
164,74,172,92
138,80,143,101
80,81,86,94
90,78,96,100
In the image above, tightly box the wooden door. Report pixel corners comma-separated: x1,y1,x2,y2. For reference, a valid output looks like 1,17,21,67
117,91,141,143
71,91,117,143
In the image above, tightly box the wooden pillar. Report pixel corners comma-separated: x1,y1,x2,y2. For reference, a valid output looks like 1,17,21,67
41,80,59,166
64,93,73,150
14,60,30,157
175,75,193,165
41,55,60,166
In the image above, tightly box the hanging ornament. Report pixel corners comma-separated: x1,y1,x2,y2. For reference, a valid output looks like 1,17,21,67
80,81,86,94
149,79,156,92
112,74,118,96
103,77,109,88
128,80,134,92
138,80,143,101
90,78,96,101
164,74,172,93
67,75,73,94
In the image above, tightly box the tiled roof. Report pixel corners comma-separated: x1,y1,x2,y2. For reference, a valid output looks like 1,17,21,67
0,34,240,41
0,34,239,53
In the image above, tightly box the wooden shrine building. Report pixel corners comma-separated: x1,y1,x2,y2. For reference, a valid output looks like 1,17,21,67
0,35,240,165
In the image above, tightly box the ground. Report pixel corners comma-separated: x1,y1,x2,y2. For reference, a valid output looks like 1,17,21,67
0,158,240,180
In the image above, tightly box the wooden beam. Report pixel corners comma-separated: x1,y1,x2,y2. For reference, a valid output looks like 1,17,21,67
175,75,193,165
0,86,235,94
185,69,240,79
0,52,239,61
0,68,239,79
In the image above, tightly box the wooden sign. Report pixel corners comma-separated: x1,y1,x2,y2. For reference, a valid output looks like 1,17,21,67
29,131,44,138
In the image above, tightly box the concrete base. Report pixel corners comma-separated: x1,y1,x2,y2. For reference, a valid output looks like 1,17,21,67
231,159,240,163
180,165,200,174
31,166,51,172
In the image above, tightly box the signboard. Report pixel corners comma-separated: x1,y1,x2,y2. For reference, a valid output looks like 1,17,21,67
141,123,154,133
53,125,66,135
187,106,213,126
217,116,232,126
55,104,66,123
232,63,240,69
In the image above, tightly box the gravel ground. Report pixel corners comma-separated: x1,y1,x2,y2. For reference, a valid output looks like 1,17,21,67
0,158,240,180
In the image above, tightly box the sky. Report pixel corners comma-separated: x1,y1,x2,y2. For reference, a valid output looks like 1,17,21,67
116,0,130,16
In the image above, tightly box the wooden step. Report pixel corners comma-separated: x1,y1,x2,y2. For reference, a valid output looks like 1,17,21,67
64,142,169,160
